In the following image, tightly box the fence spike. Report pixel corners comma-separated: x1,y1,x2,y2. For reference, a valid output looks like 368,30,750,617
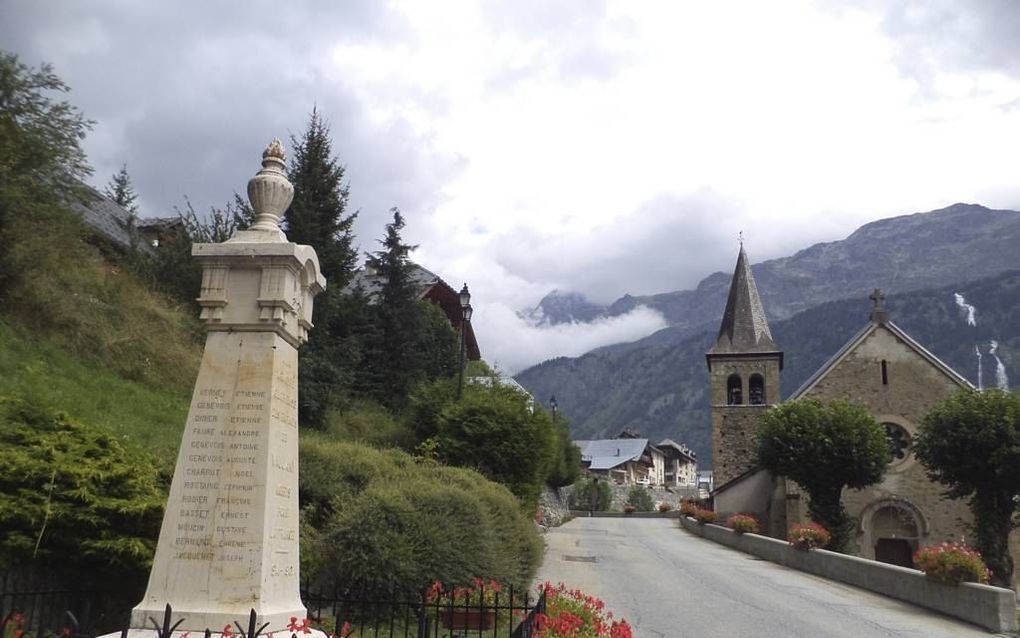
64,610,80,634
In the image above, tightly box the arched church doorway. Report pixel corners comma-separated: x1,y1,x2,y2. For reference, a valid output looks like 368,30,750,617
865,502,923,568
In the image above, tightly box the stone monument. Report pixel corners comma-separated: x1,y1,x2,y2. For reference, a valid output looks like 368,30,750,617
128,140,325,633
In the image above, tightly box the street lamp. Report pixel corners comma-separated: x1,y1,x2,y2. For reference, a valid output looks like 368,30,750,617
456,283,472,399
550,395,558,422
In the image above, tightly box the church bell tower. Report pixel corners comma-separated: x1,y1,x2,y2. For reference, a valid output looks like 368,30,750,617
706,245,782,487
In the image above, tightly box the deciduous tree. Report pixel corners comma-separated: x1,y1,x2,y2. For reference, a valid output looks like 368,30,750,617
0,52,93,297
756,398,890,551
915,389,1020,587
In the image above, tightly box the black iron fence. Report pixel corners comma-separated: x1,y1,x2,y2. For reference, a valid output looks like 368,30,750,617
0,570,128,638
0,573,546,638
303,582,546,638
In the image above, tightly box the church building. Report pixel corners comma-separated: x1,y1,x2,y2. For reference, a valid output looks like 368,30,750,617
708,246,1019,586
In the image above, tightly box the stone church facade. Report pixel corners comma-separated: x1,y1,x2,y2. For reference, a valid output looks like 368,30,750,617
708,247,1019,587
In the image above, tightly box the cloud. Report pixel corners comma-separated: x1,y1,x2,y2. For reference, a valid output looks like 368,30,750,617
479,303,667,374
3,0,1020,371
870,0,1020,78
0,0,456,250
490,192,827,303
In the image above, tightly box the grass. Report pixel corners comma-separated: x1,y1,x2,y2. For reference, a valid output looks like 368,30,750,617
0,319,190,463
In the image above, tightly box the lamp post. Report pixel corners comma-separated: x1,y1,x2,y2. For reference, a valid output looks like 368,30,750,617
550,395,558,422
456,283,472,399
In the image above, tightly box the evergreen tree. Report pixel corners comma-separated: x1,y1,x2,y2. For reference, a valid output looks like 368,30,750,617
284,109,362,427
104,163,139,214
285,108,358,286
364,208,422,407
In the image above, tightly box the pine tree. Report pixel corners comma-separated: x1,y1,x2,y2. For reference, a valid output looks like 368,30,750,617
284,109,360,427
104,163,139,214
285,108,358,286
364,208,423,407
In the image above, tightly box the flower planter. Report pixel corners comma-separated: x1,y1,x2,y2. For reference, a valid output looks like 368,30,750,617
439,609,496,630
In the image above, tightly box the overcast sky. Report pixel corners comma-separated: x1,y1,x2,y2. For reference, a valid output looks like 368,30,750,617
4,1,1020,372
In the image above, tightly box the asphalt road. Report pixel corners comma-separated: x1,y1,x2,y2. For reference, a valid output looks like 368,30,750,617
534,517,1001,638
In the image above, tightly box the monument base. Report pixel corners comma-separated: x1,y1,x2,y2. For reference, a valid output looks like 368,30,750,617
126,602,310,636
102,628,328,638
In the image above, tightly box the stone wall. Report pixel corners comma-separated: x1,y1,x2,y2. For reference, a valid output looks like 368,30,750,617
680,516,1018,634
604,483,700,511
538,486,571,527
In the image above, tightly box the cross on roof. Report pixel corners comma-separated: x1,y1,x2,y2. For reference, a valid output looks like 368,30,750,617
869,288,889,323
869,288,885,309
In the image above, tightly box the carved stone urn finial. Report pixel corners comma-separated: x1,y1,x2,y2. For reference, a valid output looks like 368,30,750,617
247,138,294,233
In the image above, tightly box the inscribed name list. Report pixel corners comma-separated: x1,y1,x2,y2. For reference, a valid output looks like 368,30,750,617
138,330,299,616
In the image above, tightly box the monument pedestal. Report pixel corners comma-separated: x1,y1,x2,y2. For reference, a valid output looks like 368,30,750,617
119,141,325,635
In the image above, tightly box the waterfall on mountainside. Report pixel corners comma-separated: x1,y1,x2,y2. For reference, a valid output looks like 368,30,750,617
954,292,977,326
975,345,983,391
989,340,1010,390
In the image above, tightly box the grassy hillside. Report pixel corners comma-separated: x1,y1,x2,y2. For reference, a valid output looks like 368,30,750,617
0,194,201,462
0,319,191,462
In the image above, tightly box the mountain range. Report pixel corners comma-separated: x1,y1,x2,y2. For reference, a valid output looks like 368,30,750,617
514,203,1020,466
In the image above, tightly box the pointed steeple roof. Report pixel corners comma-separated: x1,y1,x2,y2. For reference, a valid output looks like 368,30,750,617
708,246,780,356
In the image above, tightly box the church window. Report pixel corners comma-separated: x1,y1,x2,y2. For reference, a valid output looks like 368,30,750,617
883,422,911,467
726,374,743,405
881,360,889,385
749,374,765,405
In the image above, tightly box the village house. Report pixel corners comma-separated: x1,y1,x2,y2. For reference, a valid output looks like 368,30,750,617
656,438,698,487
345,263,480,360
575,438,665,485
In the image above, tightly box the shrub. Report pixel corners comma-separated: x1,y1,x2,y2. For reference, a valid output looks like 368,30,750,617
623,504,636,514
0,397,166,613
693,508,717,525
299,437,542,593
914,543,990,585
435,383,557,508
727,514,759,534
679,501,699,517
657,502,672,513
324,400,415,449
788,523,832,550
625,485,654,512
0,397,165,570
568,477,613,512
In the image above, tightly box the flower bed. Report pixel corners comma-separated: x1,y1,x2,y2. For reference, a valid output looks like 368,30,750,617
914,543,990,585
726,514,759,534
787,523,831,550
535,582,633,638
693,508,717,525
